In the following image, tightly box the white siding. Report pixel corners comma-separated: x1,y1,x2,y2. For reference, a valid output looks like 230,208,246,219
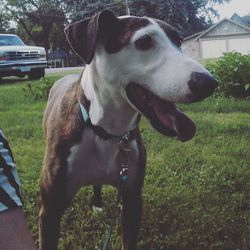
228,37,250,54
182,38,200,60
201,40,227,58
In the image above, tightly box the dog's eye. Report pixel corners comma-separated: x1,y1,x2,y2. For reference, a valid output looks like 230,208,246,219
135,35,153,50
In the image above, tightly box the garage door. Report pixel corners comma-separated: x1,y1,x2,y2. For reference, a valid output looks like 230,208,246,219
201,40,226,58
228,37,250,55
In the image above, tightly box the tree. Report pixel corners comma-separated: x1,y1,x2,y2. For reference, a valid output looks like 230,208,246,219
3,0,67,51
65,0,124,22
1,0,232,51
64,0,232,36
0,3,13,33
128,0,231,36
0,15,10,33
2,0,124,50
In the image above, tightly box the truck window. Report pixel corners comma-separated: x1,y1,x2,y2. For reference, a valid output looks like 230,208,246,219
0,35,25,46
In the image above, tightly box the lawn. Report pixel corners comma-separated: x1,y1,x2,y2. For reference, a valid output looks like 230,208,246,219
1,76,250,250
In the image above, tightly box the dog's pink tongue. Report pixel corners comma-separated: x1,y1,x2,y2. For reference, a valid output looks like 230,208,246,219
152,98,196,142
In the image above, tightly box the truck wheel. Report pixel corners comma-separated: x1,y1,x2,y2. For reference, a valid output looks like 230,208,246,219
28,68,45,80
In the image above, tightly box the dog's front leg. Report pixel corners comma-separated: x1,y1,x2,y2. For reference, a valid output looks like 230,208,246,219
121,188,143,250
39,155,72,250
39,177,70,250
39,203,65,250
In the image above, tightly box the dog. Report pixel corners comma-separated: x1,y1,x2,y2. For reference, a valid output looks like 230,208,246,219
39,9,217,250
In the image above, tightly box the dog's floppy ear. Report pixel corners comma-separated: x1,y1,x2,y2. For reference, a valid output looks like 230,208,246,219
65,9,118,64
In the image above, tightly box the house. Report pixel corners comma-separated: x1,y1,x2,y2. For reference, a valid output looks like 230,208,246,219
182,13,250,59
47,48,82,68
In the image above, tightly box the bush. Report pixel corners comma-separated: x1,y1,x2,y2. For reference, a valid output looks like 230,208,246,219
206,52,250,98
23,77,54,100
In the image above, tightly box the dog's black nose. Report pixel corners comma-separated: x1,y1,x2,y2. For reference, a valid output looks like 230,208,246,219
188,72,218,100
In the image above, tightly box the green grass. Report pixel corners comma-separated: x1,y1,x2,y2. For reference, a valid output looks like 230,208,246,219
1,76,250,249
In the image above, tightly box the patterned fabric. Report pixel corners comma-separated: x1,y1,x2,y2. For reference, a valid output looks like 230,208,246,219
0,129,23,212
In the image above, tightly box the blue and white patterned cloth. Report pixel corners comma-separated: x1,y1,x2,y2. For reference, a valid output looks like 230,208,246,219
0,129,23,212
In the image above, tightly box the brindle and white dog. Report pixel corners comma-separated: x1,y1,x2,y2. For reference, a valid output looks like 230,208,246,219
39,9,217,250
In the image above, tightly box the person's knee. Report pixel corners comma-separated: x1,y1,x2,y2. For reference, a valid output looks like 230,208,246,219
0,207,37,250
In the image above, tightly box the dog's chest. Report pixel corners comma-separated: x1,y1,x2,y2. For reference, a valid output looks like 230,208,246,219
66,128,139,193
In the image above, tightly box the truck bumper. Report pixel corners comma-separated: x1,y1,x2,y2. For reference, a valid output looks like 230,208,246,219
0,60,48,77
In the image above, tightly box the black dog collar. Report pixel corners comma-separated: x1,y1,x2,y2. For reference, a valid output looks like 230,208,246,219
79,102,140,141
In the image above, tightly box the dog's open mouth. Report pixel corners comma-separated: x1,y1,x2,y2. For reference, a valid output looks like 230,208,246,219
126,83,196,142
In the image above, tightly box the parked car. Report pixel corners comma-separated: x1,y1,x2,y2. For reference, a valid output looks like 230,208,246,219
0,34,48,80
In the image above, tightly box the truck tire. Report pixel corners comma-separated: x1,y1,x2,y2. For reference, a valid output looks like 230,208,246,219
28,68,45,80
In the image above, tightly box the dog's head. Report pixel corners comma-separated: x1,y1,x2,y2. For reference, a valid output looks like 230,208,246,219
65,9,217,142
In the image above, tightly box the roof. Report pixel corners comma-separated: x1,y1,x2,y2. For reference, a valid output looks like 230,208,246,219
231,13,249,27
183,31,203,41
184,13,250,41
243,15,250,25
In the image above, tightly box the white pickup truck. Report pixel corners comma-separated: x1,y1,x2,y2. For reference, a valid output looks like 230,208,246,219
0,34,48,80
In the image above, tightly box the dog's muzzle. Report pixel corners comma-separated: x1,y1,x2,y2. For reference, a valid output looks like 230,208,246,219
126,72,218,142
188,72,218,102
126,83,196,142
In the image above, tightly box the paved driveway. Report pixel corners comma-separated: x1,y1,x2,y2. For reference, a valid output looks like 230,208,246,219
45,67,84,75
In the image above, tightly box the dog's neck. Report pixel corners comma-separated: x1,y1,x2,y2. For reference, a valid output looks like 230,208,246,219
81,65,139,136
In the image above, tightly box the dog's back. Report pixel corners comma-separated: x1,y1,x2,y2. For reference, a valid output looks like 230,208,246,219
43,74,84,139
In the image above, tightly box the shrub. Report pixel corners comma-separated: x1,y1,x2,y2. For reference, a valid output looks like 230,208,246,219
206,52,250,98
23,77,54,100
